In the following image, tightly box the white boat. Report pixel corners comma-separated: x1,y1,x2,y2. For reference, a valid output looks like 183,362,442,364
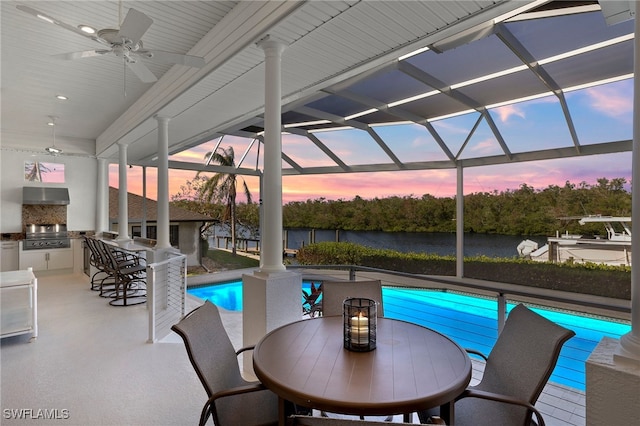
517,216,632,266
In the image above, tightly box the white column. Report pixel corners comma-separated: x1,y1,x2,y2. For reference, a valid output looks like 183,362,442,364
456,164,464,278
617,12,640,362
258,35,287,274
141,166,148,239
155,115,171,249
241,36,301,374
116,142,130,241
96,158,109,234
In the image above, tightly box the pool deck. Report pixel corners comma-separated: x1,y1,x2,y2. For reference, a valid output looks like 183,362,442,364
0,271,586,425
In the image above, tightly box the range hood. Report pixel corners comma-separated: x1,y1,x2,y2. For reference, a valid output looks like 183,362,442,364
22,187,70,205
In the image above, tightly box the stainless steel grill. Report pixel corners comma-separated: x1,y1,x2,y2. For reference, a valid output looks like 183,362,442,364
23,224,70,250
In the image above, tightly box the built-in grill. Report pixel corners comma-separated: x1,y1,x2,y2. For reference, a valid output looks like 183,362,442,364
23,224,70,250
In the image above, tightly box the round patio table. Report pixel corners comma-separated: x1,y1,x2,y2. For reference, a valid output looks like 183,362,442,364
253,316,471,425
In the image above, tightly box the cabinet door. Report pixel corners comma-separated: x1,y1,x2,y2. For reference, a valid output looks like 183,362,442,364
1,242,19,272
19,250,48,271
48,249,73,270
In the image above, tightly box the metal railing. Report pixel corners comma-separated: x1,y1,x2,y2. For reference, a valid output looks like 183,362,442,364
147,251,187,343
288,264,632,326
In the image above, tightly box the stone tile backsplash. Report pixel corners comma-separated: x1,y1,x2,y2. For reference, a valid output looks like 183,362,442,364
22,205,67,231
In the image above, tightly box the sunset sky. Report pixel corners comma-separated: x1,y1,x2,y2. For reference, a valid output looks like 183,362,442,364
109,78,633,204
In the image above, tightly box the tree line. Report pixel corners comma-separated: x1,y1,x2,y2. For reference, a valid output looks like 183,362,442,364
173,175,630,238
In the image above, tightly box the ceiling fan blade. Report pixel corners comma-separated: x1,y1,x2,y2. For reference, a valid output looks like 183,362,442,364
53,50,112,60
136,50,206,68
16,5,109,46
117,8,153,46
125,60,157,83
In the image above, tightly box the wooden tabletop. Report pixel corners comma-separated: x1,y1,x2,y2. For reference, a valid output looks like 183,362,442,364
253,316,471,422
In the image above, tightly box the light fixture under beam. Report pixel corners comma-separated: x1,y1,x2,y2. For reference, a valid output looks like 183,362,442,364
45,115,62,155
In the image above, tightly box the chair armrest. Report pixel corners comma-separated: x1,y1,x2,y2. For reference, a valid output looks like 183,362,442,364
200,383,270,426
465,348,488,361
236,345,256,355
455,389,546,426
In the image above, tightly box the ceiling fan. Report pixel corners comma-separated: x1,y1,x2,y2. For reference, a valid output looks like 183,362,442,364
16,4,206,83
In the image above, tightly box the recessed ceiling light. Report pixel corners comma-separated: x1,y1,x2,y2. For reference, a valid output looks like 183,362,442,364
55,95,68,101
36,14,55,24
78,24,96,34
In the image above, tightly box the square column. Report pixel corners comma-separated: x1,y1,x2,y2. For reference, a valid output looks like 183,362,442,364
586,337,640,425
242,271,302,373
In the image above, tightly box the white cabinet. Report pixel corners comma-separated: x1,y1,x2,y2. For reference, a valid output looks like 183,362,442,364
1,241,19,272
19,243,73,272
1,269,37,340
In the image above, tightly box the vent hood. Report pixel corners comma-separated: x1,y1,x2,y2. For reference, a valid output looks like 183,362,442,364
22,187,70,205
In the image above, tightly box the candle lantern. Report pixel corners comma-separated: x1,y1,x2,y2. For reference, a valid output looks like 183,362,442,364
343,298,377,352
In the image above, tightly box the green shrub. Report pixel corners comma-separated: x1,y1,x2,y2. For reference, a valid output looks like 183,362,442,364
296,242,630,299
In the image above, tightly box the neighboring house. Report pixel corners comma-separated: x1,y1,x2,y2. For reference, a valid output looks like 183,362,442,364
109,187,215,267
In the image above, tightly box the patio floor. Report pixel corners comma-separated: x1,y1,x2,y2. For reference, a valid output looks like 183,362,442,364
0,271,585,425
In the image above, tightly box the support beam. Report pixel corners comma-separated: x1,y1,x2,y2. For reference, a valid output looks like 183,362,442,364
456,164,464,278
258,35,287,273
96,158,109,234
155,115,171,249
116,142,130,241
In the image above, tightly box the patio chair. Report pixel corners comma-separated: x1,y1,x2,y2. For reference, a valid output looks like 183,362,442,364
417,303,576,426
171,301,279,426
319,279,388,421
98,240,146,306
320,280,384,317
83,236,114,292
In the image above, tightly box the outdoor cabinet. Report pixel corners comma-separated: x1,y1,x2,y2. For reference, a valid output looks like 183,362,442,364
0,269,37,340
19,243,73,272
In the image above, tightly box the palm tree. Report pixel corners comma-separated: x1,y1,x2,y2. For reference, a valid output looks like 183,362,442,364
197,146,252,255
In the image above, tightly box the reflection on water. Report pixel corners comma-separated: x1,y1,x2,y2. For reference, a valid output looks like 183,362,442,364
283,229,547,258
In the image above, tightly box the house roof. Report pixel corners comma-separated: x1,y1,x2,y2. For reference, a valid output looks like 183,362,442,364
108,186,214,223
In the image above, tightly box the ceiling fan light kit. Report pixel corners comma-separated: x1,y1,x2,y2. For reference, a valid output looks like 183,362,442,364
16,4,206,84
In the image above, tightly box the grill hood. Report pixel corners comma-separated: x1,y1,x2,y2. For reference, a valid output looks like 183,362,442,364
23,187,70,205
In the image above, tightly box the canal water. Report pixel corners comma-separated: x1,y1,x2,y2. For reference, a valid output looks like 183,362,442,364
282,229,547,258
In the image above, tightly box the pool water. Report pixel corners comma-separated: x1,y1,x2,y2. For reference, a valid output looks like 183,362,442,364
187,281,631,391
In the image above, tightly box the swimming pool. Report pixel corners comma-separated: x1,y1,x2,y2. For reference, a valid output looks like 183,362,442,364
187,280,631,391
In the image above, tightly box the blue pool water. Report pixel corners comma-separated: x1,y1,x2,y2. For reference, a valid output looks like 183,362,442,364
187,281,631,391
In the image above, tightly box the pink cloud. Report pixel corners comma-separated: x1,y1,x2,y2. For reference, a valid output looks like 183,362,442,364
584,85,632,119
493,104,525,122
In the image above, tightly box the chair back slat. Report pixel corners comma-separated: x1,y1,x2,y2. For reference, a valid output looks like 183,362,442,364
321,280,384,317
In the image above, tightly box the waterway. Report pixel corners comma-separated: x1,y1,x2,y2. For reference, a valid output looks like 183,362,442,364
283,229,547,258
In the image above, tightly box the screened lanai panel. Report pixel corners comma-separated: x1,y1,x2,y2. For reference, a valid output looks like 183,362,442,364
544,42,633,89
373,123,451,163
506,11,634,60
405,33,523,87
281,133,337,168
344,69,433,105
393,92,472,121
347,110,409,126
487,94,574,153
315,128,392,165
431,112,483,157
281,111,327,126
305,95,370,119
566,79,633,146
455,68,550,108
456,117,504,160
